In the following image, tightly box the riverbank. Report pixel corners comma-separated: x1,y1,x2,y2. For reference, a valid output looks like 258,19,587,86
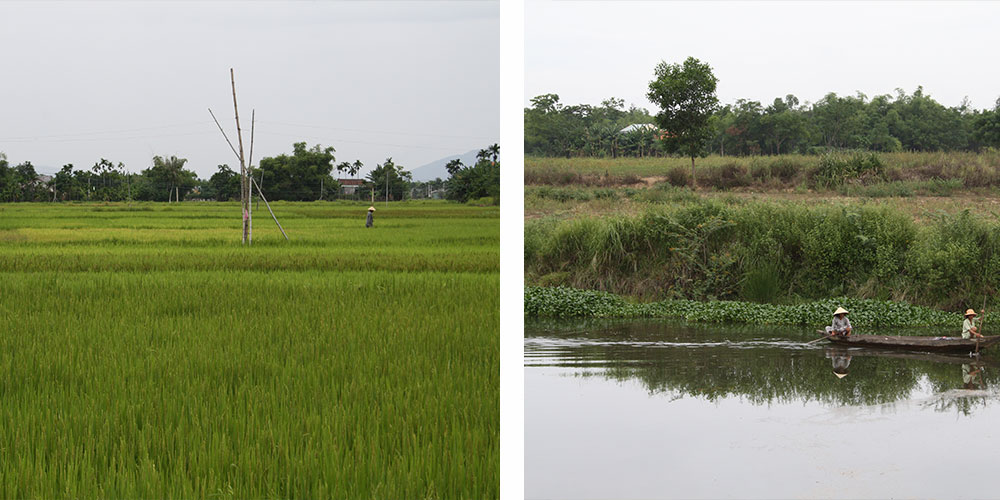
525,197,1000,310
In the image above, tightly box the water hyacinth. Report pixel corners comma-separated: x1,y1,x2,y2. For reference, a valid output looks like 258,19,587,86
525,286,962,328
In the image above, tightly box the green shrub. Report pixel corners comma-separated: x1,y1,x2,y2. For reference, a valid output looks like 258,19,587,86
813,152,885,188
703,163,750,190
768,157,801,183
666,166,690,187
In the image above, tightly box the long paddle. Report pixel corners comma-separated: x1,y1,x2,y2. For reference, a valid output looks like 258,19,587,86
806,333,835,345
976,300,987,355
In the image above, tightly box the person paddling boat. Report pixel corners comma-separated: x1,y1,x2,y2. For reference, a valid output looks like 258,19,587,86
825,307,852,337
963,309,984,339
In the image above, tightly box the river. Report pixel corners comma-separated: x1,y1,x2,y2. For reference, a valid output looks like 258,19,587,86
525,319,1000,499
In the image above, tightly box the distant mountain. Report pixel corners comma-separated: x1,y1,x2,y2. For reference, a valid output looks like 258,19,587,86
409,150,480,182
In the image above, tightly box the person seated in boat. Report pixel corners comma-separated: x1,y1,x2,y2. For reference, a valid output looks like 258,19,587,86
963,309,984,339
825,307,852,337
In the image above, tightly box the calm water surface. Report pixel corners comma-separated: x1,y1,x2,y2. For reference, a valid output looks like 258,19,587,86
525,319,1000,499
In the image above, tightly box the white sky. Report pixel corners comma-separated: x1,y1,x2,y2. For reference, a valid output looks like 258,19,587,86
0,1,499,178
526,1,1000,113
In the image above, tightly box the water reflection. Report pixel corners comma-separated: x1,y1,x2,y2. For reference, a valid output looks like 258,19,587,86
826,347,851,378
526,319,1000,499
526,318,1000,411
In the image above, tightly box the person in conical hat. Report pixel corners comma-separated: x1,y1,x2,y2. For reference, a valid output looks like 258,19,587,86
365,206,375,228
825,307,852,337
962,309,984,339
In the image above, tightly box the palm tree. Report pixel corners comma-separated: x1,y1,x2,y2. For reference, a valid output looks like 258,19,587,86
445,159,464,176
349,160,363,177
487,143,500,164
153,155,188,201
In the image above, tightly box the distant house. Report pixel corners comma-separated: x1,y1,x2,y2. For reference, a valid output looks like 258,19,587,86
339,179,364,195
36,174,55,195
620,123,672,140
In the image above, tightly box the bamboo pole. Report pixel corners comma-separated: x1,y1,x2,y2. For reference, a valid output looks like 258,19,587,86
248,110,255,245
251,176,288,241
231,68,249,244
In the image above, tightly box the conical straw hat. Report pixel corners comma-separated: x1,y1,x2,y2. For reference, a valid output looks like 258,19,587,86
966,309,977,317
368,206,376,211
834,371,848,379
833,307,849,316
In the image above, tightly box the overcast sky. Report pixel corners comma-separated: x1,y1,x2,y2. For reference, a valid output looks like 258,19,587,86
0,1,499,178
526,1,1000,114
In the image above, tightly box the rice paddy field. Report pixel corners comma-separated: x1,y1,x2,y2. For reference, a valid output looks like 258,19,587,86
0,201,499,498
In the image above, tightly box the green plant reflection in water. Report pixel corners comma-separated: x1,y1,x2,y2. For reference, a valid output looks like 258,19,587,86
526,318,998,411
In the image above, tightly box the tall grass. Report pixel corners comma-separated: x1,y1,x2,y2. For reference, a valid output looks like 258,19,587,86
526,150,1000,191
0,201,499,498
525,198,1000,310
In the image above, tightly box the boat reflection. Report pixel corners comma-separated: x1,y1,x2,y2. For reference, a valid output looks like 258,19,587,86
821,345,994,414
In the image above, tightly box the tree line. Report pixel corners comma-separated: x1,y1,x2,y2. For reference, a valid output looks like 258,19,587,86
0,142,500,203
525,87,1000,158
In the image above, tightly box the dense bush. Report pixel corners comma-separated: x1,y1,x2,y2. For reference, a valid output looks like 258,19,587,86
666,166,689,187
525,199,1000,309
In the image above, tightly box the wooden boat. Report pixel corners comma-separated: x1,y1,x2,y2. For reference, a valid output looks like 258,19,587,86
815,330,1000,353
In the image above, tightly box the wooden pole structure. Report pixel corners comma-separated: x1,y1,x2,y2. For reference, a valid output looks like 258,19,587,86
231,68,249,244
211,97,288,243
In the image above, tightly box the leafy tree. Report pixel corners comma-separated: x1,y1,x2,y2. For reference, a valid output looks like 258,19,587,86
51,164,81,201
134,155,197,201
209,164,241,201
446,145,500,203
10,161,40,202
258,142,335,201
151,155,190,201
647,57,719,187
365,157,412,202
973,99,1000,148
89,158,128,201
0,152,14,201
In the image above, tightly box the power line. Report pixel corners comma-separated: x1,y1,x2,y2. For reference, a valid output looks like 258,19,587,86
264,130,473,152
260,120,493,141
0,130,215,144
0,121,215,142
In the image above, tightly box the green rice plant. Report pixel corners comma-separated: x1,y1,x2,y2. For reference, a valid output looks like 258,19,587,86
0,201,499,498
